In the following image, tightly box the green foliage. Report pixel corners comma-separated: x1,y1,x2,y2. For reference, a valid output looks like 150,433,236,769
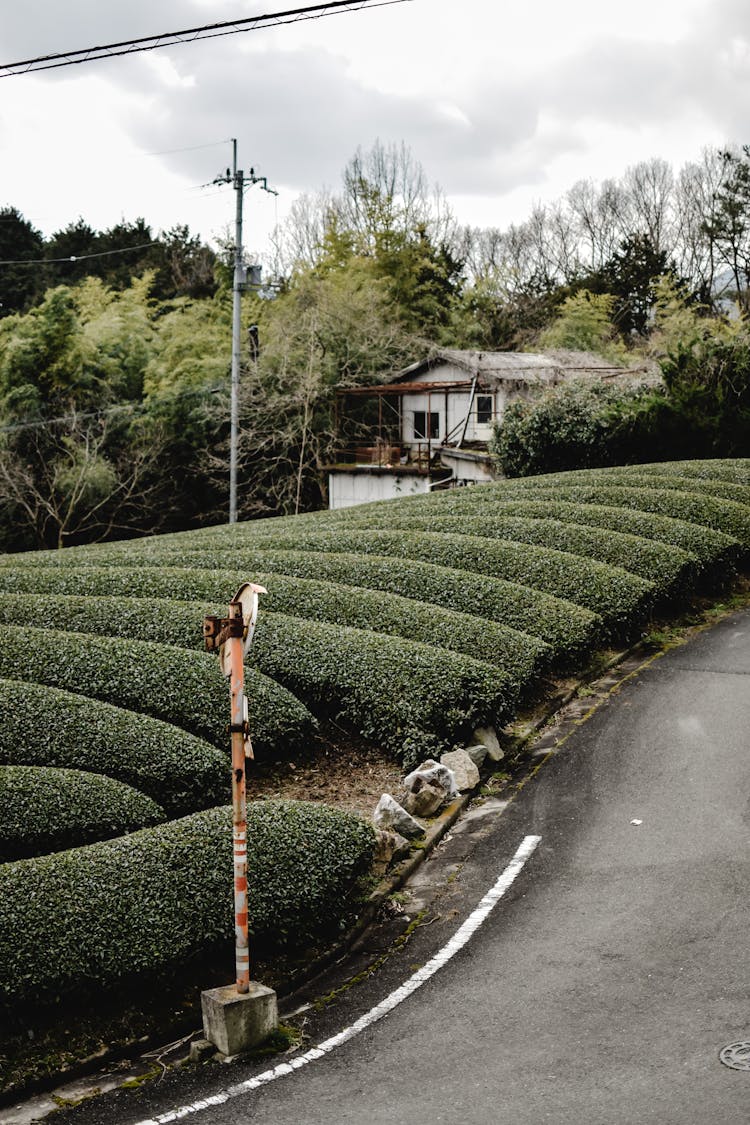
336,505,697,595
0,576,550,677
0,592,532,765
24,544,600,664
253,612,516,766
405,493,740,573
209,526,654,637
500,477,750,551
490,377,660,478
0,766,165,861
0,801,375,1010
538,291,626,359
0,626,315,756
0,679,228,816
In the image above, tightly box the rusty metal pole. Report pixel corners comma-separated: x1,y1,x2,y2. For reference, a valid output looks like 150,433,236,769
228,598,250,994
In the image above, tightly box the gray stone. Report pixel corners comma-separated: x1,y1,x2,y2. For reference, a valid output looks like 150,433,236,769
201,982,278,1056
472,725,504,762
403,758,458,799
189,1038,216,1064
373,793,425,838
465,743,489,768
440,748,480,792
401,779,446,817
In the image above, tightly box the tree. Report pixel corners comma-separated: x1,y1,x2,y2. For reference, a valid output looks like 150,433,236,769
206,258,414,518
703,146,750,314
538,290,625,359
0,207,44,316
0,410,166,550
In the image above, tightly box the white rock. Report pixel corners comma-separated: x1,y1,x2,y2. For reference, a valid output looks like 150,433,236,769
403,758,458,799
440,749,480,792
373,794,425,838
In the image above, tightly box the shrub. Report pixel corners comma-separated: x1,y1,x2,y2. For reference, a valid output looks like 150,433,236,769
433,498,738,574
567,465,750,507
488,378,665,477
335,507,696,593
0,597,529,764
0,765,165,861
0,557,598,666
0,679,228,816
499,480,750,552
0,626,315,756
253,612,518,765
0,580,551,681
214,528,654,636
0,801,375,1010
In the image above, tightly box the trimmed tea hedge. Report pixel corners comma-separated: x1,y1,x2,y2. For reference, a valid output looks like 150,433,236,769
0,584,551,681
0,801,375,1010
552,465,750,507
202,528,654,635
0,557,598,666
0,626,315,756
500,480,750,550
253,612,517,765
417,498,740,573
0,766,165,861
0,680,228,816
337,508,696,593
0,598,531,763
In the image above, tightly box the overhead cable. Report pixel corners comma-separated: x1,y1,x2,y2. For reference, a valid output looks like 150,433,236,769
0,0,412,78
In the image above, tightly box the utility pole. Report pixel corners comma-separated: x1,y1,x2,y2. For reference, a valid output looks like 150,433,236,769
214,140,277,524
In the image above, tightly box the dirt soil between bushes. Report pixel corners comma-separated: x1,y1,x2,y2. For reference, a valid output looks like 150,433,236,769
249,725,404,819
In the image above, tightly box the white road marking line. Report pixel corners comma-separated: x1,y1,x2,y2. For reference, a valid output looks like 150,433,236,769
137,834,542,1125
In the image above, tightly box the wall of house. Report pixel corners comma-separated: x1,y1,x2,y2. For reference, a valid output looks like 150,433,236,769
328,470,431,510
401,385,506,447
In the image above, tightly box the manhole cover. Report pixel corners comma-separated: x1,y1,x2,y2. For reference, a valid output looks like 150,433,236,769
719,1042,750,1071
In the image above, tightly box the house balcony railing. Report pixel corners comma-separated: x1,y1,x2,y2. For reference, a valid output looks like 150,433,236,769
328,441,437,471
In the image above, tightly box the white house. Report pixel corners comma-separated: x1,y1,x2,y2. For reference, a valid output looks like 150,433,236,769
327,348,634,510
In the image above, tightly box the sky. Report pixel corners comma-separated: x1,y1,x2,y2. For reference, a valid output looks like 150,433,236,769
0,0,749,258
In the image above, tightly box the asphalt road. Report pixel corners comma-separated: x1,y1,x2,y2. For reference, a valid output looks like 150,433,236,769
55,608,750,1125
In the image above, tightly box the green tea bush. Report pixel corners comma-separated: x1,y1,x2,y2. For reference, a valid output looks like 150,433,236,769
0,680,228,816
336,508,696,592
499,481,750,552
216,528,654,636
0,557,598,666
565,466,750,507
0,598,532,763
0,765,165,861
0,801,375,1010
617,459,750,484
0,583,551,681
0,627,314,756
253,612,518,765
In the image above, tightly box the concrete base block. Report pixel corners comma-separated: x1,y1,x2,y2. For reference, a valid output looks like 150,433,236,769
201,981,278,1056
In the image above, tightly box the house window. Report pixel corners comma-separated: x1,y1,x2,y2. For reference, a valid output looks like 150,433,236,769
414,411,440,440
476,395,494,425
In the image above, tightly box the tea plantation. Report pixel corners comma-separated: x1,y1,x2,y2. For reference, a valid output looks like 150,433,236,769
1,458,749,1026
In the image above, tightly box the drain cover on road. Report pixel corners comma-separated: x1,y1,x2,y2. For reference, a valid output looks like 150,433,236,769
719,1042,750,1071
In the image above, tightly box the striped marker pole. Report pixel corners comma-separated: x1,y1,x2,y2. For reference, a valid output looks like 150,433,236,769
228,599,250,994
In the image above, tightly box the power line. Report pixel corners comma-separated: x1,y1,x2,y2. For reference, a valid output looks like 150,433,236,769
0,241,156,267
0,385,226,435
0,1,412,78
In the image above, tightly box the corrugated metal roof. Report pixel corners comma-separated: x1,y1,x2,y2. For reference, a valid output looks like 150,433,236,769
389,348,635,386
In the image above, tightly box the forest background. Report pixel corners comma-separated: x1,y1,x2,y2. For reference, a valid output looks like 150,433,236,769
1,140,750,552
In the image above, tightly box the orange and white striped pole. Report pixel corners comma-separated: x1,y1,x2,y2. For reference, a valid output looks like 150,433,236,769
227,597,250,993
204,583,267,995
